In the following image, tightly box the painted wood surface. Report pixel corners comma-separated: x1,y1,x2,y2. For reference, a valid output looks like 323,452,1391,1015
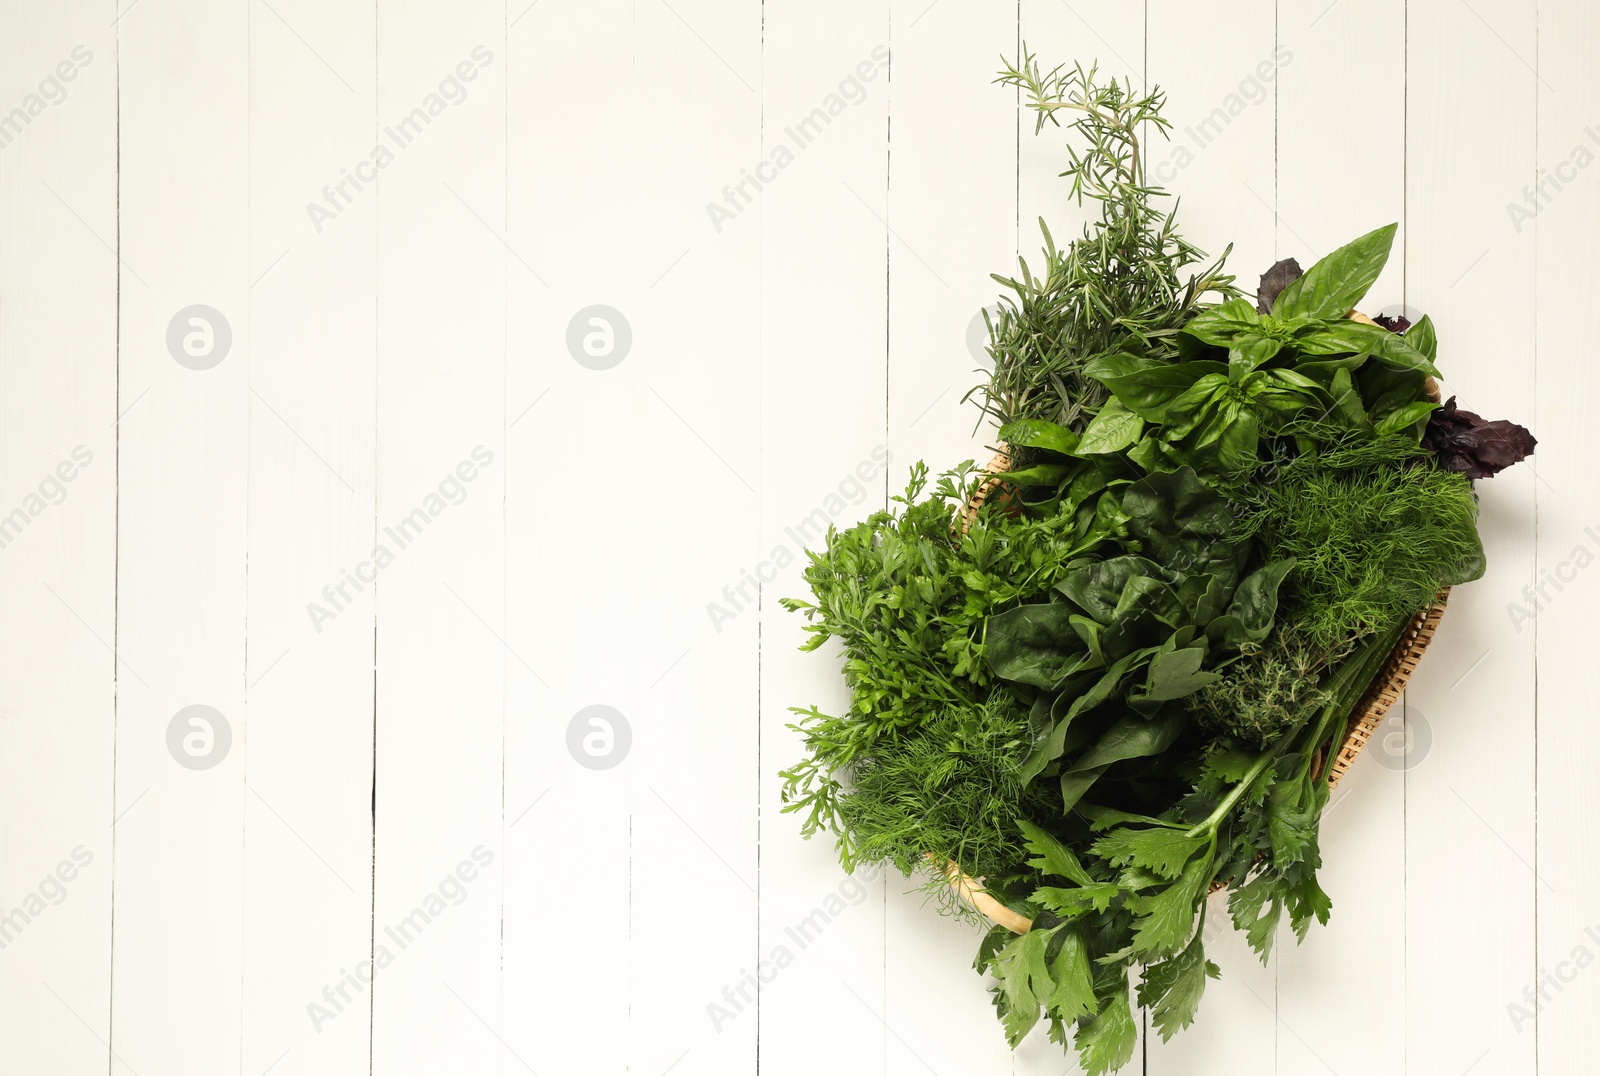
0,1,1584,1072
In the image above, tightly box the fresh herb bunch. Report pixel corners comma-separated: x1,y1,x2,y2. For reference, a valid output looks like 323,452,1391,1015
1245,428,1487,647
971,55,1235,435
782,47,1535,1076
779,462,1120,888
1188,627,1335,747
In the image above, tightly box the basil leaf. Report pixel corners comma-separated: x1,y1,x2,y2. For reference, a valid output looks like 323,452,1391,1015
1193,404,1260,476
1330,367,1367,427
1353,321,1440,376
1291,327,1372,358
1256,257,1304,314
1298,319,1439,376
1405,314,1438,362
991,462,1076,487
1272,222,1397,320
1374,399,1439,437
1293,357,1371,385
1182,298,1260,346
1086,357,1229,422
1229,333,1283,373
998,418,1081,456
1076,398,1145,454
1160,376,1230,439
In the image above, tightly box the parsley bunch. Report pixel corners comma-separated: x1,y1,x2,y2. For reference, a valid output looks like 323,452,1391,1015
779,463,1111,887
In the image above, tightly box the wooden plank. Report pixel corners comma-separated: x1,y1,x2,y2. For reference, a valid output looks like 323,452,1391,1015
1273,3,1408,1073
759,0,893,1068
243,1,377,1072
1532,1,1600,1069
370,3,506,1071
501,0,764,1071
1403,0,1537,1073
623,1,765,1071
499,2,634,1071
111,0,251,1070
499,3,633,1073
1145,6,1280,1074
881,2,1020,1071
0,3,117,1071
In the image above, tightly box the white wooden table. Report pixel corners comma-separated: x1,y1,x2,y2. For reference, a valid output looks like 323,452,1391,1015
0,1,1588,1073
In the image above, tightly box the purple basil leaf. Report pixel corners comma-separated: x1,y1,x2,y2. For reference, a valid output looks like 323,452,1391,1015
1256,258,1304,315
1423,396,1538,479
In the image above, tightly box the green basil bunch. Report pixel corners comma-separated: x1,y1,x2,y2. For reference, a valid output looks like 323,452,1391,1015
1073,224,1443,481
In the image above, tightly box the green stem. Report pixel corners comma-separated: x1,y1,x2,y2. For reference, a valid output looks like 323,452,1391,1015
1184,729,1296,839
1183,617,1412,840
1292,614,1414,785
1031,100,1143,181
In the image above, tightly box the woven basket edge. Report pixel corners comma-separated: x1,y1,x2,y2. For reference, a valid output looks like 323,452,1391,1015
1325,591,1451,788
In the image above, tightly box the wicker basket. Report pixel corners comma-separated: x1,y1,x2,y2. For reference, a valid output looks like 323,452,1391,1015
947,347,1449,934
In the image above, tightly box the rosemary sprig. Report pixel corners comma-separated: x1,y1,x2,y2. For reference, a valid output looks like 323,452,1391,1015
969,52,1236,436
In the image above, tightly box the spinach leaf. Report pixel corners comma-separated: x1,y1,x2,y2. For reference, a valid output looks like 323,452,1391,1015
1182,297,1261,346
986,602,1095,689
1058,710,1188,812
1132,644,1221,709
1207,558,1295,650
